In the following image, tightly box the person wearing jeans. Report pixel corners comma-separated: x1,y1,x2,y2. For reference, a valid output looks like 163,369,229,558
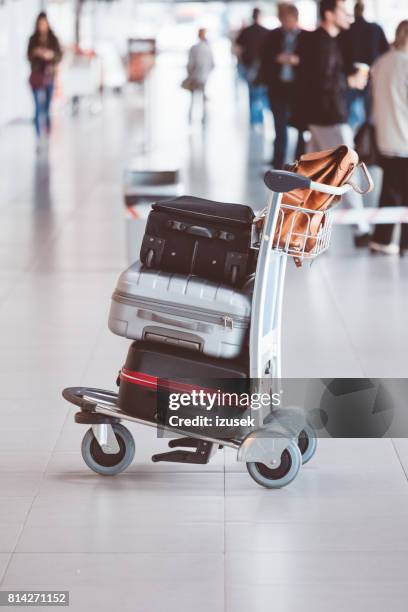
235,8,269,127
340,1,389,132
27,12,62,142
32,83,54,138
258,3,305,168
369,21,408,255
295,0,370,245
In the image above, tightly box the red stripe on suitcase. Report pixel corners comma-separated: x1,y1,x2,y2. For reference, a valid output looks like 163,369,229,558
120,368,158,389
119,368,219,396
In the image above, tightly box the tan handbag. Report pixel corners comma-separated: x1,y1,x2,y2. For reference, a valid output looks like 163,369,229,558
257,146,362,263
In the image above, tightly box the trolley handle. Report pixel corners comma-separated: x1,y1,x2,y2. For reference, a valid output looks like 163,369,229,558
264,164,373,197
264,169,351,196
264,170,311,193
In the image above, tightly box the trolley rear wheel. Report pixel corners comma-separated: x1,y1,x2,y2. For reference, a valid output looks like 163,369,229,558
246,441,302,489
297,425,318,464
81,423,135,476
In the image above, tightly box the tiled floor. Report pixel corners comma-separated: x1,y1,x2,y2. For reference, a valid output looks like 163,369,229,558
0,57,408,610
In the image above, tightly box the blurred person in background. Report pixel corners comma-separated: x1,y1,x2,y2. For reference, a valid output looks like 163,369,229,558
369,21,408,256
340,1,389,131
235,8,269,128
294,0,371,246
258,2,304,168
184,29,214,125
27,12,62,145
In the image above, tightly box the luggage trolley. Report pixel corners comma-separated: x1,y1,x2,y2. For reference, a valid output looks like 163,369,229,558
62,168,368,488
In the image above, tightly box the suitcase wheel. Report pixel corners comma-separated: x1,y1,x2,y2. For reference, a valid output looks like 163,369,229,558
145,249,155,268
81,423,135,476
246,441,302,489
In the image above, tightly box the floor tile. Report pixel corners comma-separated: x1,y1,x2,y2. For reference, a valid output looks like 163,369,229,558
0,499,33,525
225,491,408,523
225,468,408,497
225,518,408,553
0,525,23,553
26,492,224,526
2,552,224,588
0,554,11,584
225,551,408,585
0,473,43,498
0,453,51,472
36,471,225,500
226,583,408,612
16,522,224,554
392,439,408,475
66,584,224,612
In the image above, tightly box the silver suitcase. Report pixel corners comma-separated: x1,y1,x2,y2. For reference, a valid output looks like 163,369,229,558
108,261,251,359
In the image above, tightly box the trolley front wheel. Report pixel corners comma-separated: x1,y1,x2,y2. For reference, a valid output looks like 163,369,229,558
246,441,302,489
81,423,135,476
298,425,318,464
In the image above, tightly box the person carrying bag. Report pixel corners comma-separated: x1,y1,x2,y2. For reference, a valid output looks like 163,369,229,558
182,28,214,124
27,12,62,142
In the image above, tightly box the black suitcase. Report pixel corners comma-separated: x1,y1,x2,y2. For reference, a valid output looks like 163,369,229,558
118,341,249,433
140,196,256,286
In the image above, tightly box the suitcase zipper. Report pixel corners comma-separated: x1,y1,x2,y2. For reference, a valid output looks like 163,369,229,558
113,291,249,329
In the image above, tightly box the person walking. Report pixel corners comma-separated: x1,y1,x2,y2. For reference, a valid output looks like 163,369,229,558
27,12,62,144
294,0,371,246
369,21,408,256
258,3,304,169
184,29,214,125
235,8,269,127
340,1,389,131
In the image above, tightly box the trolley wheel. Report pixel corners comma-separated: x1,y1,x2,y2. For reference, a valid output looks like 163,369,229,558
246,441,302,489
145,249,155,268
81,423,135,476
230,265,239,285
297,425,318,465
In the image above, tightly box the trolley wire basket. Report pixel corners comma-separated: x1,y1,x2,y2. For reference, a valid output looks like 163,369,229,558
253,163,374,264
252,202,336,263
272,202,335,260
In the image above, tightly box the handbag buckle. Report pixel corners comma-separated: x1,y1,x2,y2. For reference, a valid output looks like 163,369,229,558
346,162,374,195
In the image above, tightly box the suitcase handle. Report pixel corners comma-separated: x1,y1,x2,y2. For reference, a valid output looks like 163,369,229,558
186,225,216,239
167,220,234,241
186,226,235,241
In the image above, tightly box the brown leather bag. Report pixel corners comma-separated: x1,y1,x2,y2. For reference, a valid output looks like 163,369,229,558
258,146,360,262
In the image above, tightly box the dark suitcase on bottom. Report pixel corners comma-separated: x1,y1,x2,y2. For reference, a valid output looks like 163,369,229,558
140,196,256,286
118,341,249,433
